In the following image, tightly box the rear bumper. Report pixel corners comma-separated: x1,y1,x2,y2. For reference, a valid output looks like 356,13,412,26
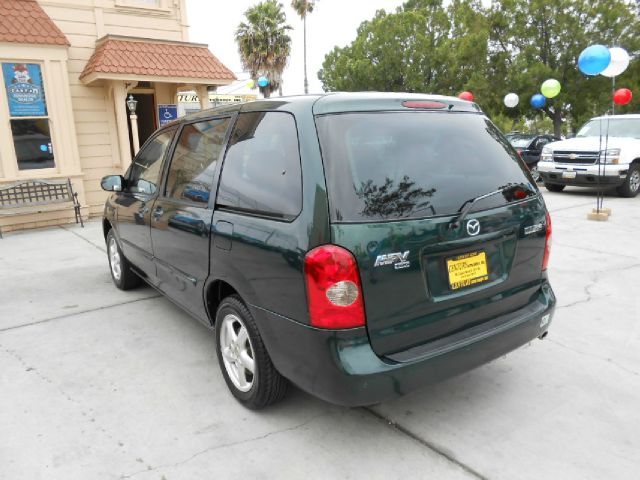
538,161,627,187
251,282,556,406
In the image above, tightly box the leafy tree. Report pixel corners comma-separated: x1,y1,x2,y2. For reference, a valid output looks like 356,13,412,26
486,0,640,136
291,0,316,94
318,0,487,94
236,0,292,98
318,0,640,136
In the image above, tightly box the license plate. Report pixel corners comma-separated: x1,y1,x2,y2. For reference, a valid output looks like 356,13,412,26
447,251,489,290
562,171,577,179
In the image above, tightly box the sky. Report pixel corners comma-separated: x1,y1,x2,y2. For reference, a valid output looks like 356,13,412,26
186,0,406,96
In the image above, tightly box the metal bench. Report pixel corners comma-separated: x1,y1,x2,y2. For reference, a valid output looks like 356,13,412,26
0,179,83,238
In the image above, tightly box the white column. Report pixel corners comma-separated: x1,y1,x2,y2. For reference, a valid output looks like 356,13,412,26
195,85,210,111
112,81,132,173
130,114,140,155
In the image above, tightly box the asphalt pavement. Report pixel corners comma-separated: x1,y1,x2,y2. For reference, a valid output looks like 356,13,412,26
1,187,638,480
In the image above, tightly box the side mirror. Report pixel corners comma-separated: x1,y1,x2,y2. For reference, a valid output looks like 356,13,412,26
101,175,124,192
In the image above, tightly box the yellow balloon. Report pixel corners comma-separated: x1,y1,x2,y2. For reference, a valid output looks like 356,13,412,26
247,79,255,89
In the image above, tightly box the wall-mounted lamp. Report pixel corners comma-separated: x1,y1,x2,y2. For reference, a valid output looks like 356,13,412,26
126,94,138,115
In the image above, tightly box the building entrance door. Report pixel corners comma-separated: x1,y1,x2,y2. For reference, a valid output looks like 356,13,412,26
127,93,156,157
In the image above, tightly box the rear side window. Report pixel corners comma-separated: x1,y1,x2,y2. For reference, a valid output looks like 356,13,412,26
315,112,535,222
217,112,302,220
165,117,231,204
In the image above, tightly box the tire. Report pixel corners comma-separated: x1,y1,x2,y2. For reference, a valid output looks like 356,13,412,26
616,164,640,198
545,183,565,193
106,229,142,290
530,164,542,183
215,295,288,409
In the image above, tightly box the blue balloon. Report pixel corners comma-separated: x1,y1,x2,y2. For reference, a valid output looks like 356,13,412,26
578,45,611,76
530,94,546,109
257,76,269,87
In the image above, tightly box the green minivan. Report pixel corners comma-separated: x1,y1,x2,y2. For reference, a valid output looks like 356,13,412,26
101,92,555,409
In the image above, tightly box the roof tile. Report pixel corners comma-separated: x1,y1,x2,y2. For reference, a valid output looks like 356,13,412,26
0,0,69,46
80,37,236,83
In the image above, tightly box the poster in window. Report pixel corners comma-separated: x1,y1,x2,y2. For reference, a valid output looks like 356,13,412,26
2,63,48,117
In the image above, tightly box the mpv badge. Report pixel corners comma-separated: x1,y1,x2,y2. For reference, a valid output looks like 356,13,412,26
374,251,410,270
569,153,577,160
466,219,481,236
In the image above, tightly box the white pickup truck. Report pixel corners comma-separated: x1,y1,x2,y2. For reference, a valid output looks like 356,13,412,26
537,114,640,197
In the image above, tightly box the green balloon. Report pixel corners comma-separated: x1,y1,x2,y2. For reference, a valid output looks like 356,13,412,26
541,79,561,98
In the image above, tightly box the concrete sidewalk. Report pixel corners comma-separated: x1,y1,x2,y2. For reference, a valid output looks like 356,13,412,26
1,188,639,480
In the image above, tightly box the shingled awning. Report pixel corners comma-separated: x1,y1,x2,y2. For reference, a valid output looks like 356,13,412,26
80,35,236,85
0,0,69,46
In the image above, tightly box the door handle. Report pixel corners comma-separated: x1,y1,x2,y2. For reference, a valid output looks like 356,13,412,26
152,206,164,220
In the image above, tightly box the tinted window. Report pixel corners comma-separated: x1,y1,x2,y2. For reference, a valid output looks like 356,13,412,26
128,128,176,194
217,112,302,219
165,118,231,204
315,112,534,222
10,119,55,170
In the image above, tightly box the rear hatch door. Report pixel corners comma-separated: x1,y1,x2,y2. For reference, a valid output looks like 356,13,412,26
315,106,548,357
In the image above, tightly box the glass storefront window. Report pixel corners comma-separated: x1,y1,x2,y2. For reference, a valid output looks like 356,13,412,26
10,119,55,170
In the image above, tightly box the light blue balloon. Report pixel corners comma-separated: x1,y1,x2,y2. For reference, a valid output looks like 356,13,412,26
257,76,269,87
530,93,546,109
577,45,611,76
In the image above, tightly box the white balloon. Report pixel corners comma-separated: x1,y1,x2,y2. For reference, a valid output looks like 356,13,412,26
600,47,630,78
504,93,519,108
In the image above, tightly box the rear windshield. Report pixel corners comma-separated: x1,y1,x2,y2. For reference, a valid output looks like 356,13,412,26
315,112,534,222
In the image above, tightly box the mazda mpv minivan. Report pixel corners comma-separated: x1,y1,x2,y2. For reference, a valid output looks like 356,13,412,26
101,93,555,409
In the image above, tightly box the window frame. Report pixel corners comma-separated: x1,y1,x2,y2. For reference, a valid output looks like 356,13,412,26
159,114,235,209
214,110,304,223
124,125,178,197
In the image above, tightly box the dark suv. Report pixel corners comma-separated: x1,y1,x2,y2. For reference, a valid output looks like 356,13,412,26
506,133,560,182
101,93,555,409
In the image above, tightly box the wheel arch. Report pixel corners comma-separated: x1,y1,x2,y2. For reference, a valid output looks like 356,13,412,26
102,218,112,240
205,279,241,326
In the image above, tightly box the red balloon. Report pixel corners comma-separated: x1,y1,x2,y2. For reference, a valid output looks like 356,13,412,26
613,88,632,105
458,91,474,101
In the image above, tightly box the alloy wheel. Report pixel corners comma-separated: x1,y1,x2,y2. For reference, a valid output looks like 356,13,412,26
108,237,122,281
219,313,255,392
630,169,640,193
530,166,542,183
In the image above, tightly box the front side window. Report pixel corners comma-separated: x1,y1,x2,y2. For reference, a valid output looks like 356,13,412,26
128,128,176,194
217,112,302,220
165,117,231,204
2,62,54,170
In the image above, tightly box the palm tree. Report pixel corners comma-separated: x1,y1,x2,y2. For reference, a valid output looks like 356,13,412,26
291,0,315,94
236,0,292,98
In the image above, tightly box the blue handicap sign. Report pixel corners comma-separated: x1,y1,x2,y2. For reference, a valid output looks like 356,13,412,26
158,104,178,126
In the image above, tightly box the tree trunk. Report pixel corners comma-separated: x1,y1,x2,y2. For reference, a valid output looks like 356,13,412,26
553,109,562,137
303,15,308,94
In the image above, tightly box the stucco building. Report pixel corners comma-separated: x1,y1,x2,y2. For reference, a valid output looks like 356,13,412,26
0,0,235,232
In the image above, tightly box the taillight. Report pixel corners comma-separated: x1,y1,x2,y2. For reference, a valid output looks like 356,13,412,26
304,245,366,329
542,212,552,271
516,149,523,157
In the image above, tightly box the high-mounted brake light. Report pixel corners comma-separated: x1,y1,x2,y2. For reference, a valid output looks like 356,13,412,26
542,212,552,271
402,101,447,109
304,245,366,329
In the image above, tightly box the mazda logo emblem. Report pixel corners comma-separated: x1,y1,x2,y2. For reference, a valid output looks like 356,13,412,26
466,219,481,236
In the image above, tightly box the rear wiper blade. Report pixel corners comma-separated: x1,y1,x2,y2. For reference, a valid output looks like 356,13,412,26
448,185,522,230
